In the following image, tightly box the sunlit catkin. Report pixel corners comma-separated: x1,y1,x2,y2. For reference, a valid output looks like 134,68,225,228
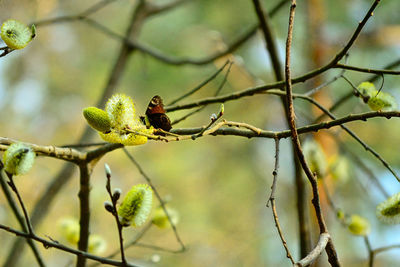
3,143,35,175
118,184,153,227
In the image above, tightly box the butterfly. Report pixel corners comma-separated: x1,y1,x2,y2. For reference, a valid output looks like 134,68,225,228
141,95,172,132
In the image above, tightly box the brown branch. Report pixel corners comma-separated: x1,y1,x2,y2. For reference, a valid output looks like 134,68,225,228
0,137,86,163
0,223,139,267
283,1,340,266
7,28,134,256
104,166,127,266
267,138,295,264
164,0,382,113
76,164,91,267
0,138,122,164
0,46,15,57
334,63,400,75
168,60,231,105
266,89,400,184
364,236,400,267
122,149,186,252
33,0,118,26
251,0,312,257
252,0,283,81
5,174,35,236
294,233,330,267
317,57,400,122
90,223,153,267
0,163,46,267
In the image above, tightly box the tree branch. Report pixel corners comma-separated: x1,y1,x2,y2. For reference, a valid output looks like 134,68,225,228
294,233,330,267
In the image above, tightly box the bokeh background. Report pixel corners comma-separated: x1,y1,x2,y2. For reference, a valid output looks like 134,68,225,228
0,0,400,266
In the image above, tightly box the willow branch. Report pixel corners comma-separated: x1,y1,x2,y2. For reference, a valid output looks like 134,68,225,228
33,0,118,26
294,233,330,267
105,168,127,266
0,164,46,267
334,63,400,75
122,149,186,252
267,138,295,263
283,1,340,265
0,223,138,267
76,164,91,267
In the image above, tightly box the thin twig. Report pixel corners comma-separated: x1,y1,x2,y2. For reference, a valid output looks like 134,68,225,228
6,174,35,235
171,60,233,125
0,223,139,267
266,138,295,263
0,163,46,267
122,149,186,252
364,236,400,267
168,60,231,105
334,63,400,75
90,223,153,267
105,166,127,266
33,0,119,26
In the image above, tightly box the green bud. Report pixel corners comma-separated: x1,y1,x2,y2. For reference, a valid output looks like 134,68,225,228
220,104,224,115
83,107,112,133
31,24,36,38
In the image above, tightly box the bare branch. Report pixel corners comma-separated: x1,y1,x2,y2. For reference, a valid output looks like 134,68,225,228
122,149,186,252
0,223,139,267
76,164,91,267
283,1,340,265
267,138,295,264
294,233,330,267
334,63,400,75
0,163,46,267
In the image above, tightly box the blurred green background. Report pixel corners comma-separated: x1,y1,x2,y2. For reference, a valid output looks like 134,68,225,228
0,0,400,266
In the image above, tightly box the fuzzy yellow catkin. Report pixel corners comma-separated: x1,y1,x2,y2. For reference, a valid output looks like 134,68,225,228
357,82,376,99
152,206,179,229
0,19,33,49
357,82,397,111
118,184,153,227
376,192,400,224
88,234,107,254
303,139,327,178
105,93,135,130
3,143,35,175
58,218,80,244
58,218,107,254
98,93,152,145
347,215,371,236
367,91,397,111
329,156,350,184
